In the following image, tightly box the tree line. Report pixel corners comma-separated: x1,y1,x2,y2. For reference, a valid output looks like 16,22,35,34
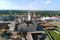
0,10,60,16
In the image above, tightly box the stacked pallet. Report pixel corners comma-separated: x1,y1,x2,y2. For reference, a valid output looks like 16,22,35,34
39,22,56,30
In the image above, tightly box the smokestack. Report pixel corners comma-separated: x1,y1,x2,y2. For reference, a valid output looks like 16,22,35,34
28,10,31,21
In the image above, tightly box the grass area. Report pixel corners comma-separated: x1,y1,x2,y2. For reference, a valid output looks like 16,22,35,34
0,14,9,16
49,30,60,40
43,29,52,40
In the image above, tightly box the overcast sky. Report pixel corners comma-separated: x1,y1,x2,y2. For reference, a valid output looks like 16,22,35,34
0,0,60,10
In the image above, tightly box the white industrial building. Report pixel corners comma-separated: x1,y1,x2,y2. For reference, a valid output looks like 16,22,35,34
41,17,59,22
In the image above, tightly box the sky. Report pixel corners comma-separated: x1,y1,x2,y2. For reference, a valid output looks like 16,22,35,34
0,0,60,10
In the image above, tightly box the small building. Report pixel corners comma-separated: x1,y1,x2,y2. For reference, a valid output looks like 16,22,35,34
0,22,10,29
0,22,10,34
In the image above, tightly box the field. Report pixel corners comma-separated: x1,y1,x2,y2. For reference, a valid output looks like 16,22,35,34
49,30,60,40
48,22,60,40
49,22,60,32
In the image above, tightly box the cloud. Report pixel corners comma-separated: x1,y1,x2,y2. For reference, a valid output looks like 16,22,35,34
45,0,51,4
